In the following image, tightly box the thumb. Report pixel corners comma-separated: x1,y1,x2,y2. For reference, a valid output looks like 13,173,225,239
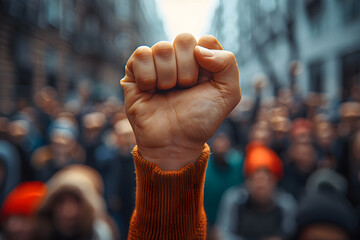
194,46,240,93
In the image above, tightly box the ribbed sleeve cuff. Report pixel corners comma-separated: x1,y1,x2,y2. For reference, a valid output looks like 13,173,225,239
128,144,210,240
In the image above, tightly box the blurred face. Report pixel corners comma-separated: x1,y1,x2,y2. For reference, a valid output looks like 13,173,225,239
293,129,312,144
212,133,231,155
299,224,348,240
51,134,74,153
8,121,28,143
53,192,83,235
247,169,276,206
316,122,334,147
291,143,316,172
249,122,272,146
3,216,36,240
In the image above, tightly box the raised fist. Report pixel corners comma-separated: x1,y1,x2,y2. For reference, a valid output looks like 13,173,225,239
121,33,241,170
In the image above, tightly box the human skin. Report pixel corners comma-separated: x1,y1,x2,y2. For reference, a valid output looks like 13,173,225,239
121,33,241,171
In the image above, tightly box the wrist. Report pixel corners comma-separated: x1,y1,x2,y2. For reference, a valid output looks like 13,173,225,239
137,144,205,171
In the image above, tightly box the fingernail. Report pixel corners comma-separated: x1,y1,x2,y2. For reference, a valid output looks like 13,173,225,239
198,46,214,58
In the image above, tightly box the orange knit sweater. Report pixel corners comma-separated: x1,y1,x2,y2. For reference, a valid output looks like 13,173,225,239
128,144,210,240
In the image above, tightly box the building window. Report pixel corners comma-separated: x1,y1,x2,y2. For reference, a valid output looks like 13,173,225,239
341,50,360,101
305,0,325,36
45,48,58,88
115,0,131,21
45,0,62,27
309,60,324,92
13,35,33,101
341,0,360,23
60,0,75,37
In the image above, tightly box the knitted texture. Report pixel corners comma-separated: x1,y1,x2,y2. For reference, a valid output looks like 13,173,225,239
128,144,210,240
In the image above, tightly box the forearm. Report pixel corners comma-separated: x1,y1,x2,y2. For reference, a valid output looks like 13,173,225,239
128,144,210,240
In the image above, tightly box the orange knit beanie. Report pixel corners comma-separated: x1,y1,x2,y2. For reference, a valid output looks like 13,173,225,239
1,181,47,221
244,142,283,180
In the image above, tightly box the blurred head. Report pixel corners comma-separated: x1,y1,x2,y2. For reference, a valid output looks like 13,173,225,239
305,169,348,197
77,80,91,100
51,188,90,237
289,143,316,173
49,119,78,153
291,118,313,144
34,86,59,114
82,112,106,140
270,115,291,135
249,121,272,146
38,165,105,238
246,168,277,206
314,119,334,148
298,224,348,240
8,120,30,144
1,182,47,240
296,192,357,240
244,142,283,205
339,102,360,133
211,132,231,156
305,93,326,109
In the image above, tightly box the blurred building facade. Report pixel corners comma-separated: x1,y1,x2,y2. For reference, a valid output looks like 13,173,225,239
209,0,360,103
0,0,167,115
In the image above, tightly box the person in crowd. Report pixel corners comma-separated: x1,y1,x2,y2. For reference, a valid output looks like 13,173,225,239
297,139,360,240
280,142,317,200
7,119,37,180
37,164,118,240
0,119,21,205
33,86,61,141
79,112,106,168
269,108,291,159
217,142,297,240
312,115,338,169
248,121,273,147
204,132,244,238
344,130,360,207
12,106,45,150
289,119,312,145
31,117,85,181
336,102,360,206
295,187,357,240
95,118,136,239
0,181,47,240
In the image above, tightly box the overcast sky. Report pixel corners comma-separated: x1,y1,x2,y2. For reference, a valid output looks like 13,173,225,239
157,0,218,41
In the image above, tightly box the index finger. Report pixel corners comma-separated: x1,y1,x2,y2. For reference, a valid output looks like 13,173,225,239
124,46,157,93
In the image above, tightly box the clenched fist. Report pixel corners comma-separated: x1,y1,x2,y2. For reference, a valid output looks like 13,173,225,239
121,34,241,170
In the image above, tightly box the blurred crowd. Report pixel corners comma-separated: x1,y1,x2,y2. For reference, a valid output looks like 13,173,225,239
0,81,135,240
0,75,359,240
204,76,360,240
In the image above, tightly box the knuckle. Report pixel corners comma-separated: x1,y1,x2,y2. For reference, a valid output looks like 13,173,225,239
174,33,196,48
152,42,173,58
134,46,152,61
